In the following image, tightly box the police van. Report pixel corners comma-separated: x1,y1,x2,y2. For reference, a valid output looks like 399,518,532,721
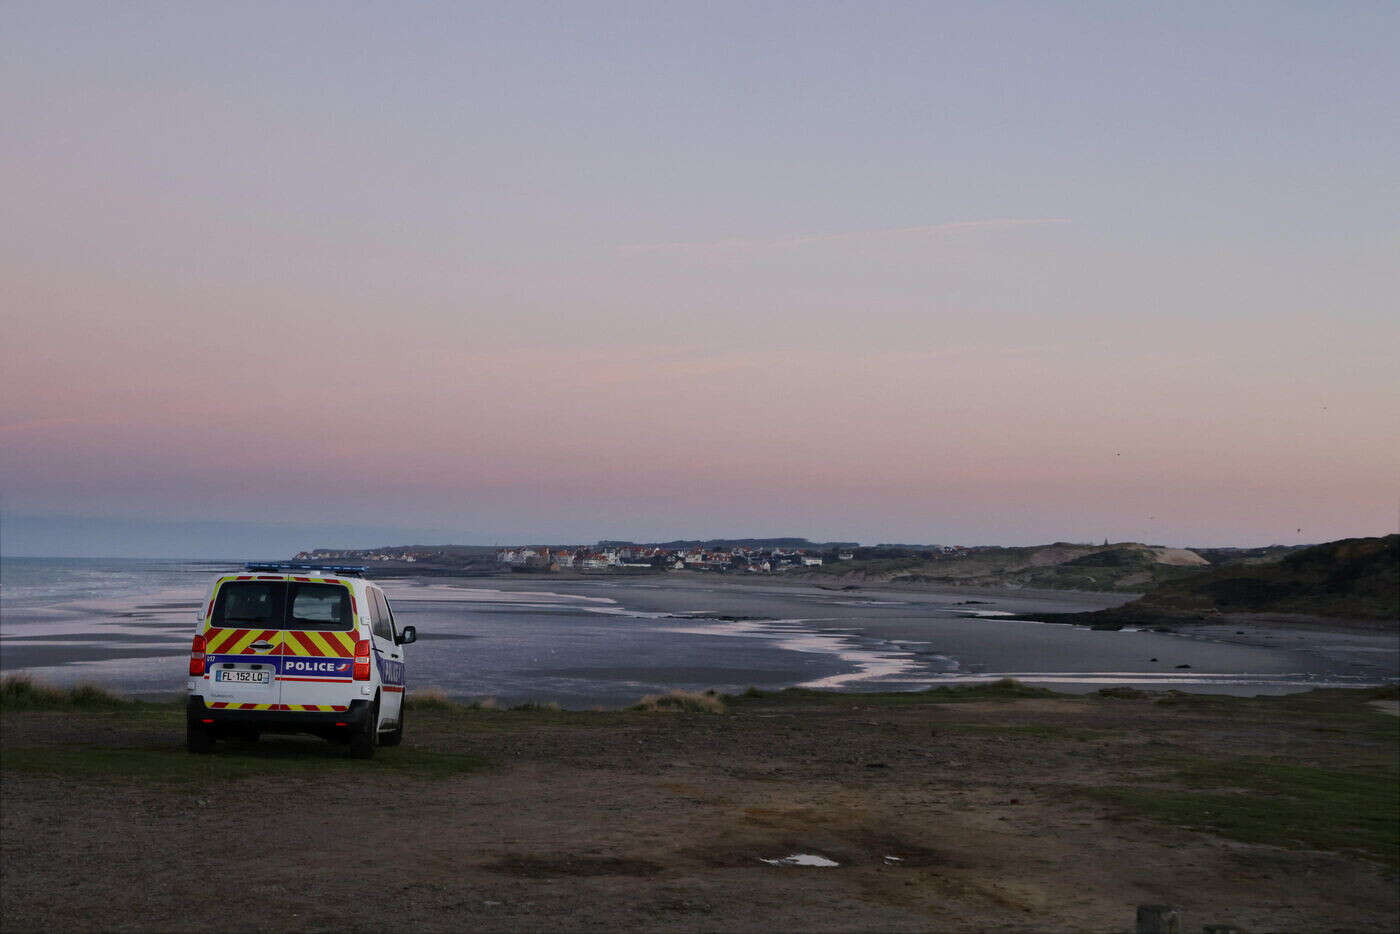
186,564,415,758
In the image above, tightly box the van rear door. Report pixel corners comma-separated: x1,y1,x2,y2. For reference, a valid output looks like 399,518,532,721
203,577,286,711
276,580,360,713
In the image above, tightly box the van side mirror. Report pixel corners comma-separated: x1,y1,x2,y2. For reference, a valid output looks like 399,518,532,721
395,626,416,645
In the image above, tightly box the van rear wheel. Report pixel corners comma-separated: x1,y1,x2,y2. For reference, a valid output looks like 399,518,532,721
186,722,214,754
349,699,379,759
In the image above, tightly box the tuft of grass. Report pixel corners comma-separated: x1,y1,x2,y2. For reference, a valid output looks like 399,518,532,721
1098,686,1149,699
919,677,1056,701
1092,758,1400,866
405,691,501,713
1,675,145,712
629,689,725,714
508,700,562,712
730,686,829,701
404,688,457,711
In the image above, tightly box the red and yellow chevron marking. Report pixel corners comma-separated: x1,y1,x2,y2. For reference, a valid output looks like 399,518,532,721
280,629,358,657
202,628,357,657
208,702,349,711
202,627,281,655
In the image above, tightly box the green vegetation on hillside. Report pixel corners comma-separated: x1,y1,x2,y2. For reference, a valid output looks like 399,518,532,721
804,541,1209,592
1130,535,1399,619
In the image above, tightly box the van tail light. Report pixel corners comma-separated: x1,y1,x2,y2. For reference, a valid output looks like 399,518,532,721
353,639,372,681
189,634,206,676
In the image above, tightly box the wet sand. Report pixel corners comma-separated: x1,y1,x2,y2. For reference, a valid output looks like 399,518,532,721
2,573,1394,704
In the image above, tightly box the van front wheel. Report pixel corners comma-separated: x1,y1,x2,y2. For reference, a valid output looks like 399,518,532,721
381,700,404,747
349,700,379,759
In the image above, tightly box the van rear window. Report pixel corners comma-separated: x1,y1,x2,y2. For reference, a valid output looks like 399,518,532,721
288,584,353,631
212,582,354,632
214,583,283,626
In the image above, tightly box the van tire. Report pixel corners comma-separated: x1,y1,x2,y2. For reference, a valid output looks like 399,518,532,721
381,701,404,747
349,699,379,759
187,722,215,754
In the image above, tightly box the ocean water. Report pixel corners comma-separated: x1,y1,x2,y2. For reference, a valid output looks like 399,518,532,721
1,558,1394,707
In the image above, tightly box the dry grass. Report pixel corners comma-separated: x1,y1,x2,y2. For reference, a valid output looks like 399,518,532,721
405,689,498,712
0,675,142,711
630,689,725,714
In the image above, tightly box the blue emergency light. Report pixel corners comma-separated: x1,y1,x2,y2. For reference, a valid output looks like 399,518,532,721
244,562,369,576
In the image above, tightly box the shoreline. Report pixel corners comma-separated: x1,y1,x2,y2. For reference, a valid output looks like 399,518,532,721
1022,606,1398,635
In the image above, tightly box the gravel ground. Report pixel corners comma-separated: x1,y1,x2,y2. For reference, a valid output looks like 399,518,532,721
2,688,1397,933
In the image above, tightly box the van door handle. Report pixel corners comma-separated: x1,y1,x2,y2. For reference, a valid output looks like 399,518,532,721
250,642,273,650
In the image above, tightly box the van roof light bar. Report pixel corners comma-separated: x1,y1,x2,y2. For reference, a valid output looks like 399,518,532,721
244,562,368,576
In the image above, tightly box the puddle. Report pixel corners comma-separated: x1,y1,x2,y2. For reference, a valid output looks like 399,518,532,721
759,853,840,867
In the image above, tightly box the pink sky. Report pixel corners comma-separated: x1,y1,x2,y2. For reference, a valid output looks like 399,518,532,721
3,3,1397,552
5,257,1394,547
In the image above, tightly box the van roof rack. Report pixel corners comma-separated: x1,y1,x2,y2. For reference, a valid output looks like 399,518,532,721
244,562,368,576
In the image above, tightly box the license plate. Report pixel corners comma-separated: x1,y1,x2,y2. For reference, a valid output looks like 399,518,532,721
218,670,270,684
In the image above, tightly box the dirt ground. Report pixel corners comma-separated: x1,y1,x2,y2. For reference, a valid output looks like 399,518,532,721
2,689,1397,933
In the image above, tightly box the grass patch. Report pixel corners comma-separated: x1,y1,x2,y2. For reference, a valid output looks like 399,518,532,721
403,689,501,712
630,689,725,714
729,678,1056,707
0,675,158,712
404,687,460,711
1093,757,1400,865
917,678,1058,701
2,739,487,783
721,680,1057,711
508,700,562,712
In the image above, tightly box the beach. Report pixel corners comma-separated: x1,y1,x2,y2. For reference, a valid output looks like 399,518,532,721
1,559,1394,706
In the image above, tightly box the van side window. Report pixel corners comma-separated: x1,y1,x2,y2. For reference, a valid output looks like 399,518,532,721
380,592,397,639
370,589,393,640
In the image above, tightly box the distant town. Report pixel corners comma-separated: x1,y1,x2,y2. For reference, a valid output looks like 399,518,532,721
293,538,971,575
495,543,843,572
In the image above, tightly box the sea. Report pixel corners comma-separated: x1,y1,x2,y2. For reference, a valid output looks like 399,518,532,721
2,557,1395,707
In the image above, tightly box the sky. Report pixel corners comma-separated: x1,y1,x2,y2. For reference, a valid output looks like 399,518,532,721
2,1,1397,557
